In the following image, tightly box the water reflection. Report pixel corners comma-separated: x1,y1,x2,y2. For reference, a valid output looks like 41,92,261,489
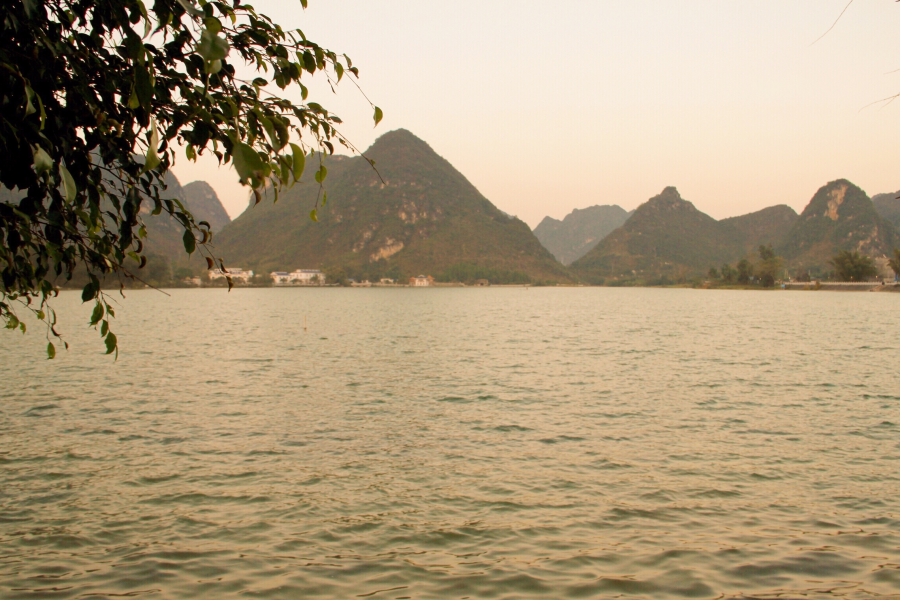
1,288,898,598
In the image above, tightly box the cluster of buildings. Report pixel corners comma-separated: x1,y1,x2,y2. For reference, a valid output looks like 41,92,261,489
205,268,325,285
203,268,440,287
270,269,326,285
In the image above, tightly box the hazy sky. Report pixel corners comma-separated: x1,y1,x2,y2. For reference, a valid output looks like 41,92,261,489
170,0,900,228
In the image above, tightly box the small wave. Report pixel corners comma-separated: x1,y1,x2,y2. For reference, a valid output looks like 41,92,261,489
750,472,784,481
138,474,180,484
24,404,59,416
538,435,584,444
689,488,741,498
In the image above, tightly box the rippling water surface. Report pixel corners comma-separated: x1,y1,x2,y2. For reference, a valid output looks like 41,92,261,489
1,287,899,599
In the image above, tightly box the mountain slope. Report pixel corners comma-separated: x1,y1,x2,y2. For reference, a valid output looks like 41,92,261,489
721,204,798,257
570,187,745,284
533,205,630,265
777,179,898,273
872,189,900,230
183,181,231,233
213,129,572,283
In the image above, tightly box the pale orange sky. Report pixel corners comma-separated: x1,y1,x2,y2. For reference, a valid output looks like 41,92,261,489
171,0,900,228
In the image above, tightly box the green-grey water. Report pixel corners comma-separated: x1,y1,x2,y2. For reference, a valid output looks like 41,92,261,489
1,287,898,599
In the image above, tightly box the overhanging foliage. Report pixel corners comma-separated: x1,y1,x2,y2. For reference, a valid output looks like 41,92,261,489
1,0,380,357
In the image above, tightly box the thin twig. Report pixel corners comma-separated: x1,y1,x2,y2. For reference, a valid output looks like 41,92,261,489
810,0,854,46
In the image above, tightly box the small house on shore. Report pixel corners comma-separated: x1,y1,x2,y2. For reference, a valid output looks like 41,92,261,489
209,267,253,284
410,275,434,287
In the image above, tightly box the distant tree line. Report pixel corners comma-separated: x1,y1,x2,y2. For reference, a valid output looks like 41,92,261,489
708,247,900,286
707,245,783,288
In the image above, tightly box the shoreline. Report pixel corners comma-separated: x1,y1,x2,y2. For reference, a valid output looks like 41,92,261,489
52,281,900,292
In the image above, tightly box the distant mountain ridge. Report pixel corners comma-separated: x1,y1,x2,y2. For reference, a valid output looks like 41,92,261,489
533,205,631,265
720,204,798,257
570,188,808,284
213,129,572,284
571,187,746,284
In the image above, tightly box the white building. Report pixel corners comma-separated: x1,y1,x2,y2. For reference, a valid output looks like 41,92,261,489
209,267,253,283
270,269,326,285
410,275,433,287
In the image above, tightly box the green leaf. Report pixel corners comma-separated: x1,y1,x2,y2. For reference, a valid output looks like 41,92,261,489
257,112,279,149
24,85,36,116
33,146,52,174
127,87,140,109
373,106,383,127
314,165,327,184
134,64,154,109
176,0,202,17
309,209,318,222
143,118,160,173
232,142,265,184
136,0,151,37
100,320,109,336
272,118,290,150
303,51,316,74
290,143,306,180
35,92,46,130
81,282,95,303
203,16,222,34
104,332,118,355
322,191,327,206
334,62,344,82
183,230,196,254
60,163,77,202
47,342,56,359
197,27,229,61
90,302,104,326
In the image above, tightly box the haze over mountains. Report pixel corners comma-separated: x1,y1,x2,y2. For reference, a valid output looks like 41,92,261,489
533,206,631,265
4,130,898,285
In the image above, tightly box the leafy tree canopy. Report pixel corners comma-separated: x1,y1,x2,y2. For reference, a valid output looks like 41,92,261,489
755,244,782,288
1,0,380,357
829,250,877,282
736,258,753,285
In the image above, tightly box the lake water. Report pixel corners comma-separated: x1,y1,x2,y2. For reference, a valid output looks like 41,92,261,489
1,287,899,599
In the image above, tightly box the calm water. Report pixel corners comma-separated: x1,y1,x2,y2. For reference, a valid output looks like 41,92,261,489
1,287,899,599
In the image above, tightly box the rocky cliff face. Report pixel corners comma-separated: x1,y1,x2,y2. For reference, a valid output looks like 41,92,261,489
777,179,898,273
